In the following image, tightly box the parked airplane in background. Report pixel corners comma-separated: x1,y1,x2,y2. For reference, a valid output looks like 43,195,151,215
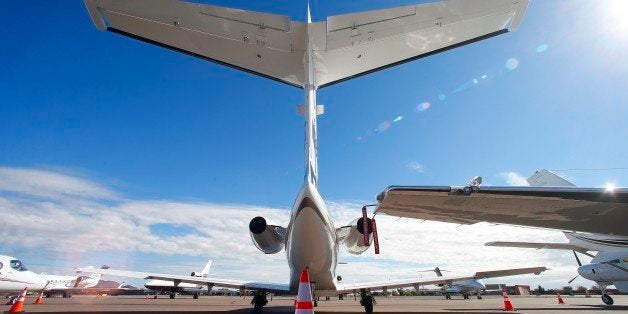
144,260,212,299
420,267,491,300
0,255,48,293
487,232,628,305
81,0,538,312
42,272,103,298
0,255,103,297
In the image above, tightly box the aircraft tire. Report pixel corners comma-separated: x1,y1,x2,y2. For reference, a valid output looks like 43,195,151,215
169,293,176,299
602,294,614,305
193,293,199,299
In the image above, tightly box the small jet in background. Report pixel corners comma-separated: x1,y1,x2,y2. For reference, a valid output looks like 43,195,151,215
144,260,212,299
419,267,528,300
0,254,103,298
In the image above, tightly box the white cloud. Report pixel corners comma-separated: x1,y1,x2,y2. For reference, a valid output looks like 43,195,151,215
0,167,117,200
498,171,529,186
406,161,425,174
0,166,586,289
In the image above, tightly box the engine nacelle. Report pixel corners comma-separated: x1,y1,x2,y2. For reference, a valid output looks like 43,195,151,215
338,217,373,255
249,216,286,254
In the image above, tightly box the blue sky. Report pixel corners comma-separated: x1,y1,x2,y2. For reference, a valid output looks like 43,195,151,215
1,0,627,289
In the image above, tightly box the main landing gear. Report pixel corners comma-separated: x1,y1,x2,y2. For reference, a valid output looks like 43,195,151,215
193,292,199,299
169,292,176,299
251,291,268,314
600,285,614,305
602,293,614,305
359,289,376,314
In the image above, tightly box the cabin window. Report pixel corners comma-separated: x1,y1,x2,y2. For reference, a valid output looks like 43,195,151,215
610,259,621,264
9,260,28,271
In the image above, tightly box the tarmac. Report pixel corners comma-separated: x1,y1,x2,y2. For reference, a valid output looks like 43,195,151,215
4,295,627,314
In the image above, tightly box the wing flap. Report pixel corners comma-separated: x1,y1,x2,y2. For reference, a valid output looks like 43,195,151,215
375,186,628,236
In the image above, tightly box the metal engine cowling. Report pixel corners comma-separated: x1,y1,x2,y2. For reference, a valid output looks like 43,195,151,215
249,216,286,254
338,217,373,255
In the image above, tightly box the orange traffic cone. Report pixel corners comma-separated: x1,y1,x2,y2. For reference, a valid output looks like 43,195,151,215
557,293,565,304
295,269,314,314
8,287,27,313
501,288,515,311
33,290,45,304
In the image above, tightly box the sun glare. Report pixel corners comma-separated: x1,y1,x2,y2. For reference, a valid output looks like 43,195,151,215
608,0,628,32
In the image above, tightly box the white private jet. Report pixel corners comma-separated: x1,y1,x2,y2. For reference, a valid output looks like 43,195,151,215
487,231,628,305
144,260,212,299
81,0,541,312
0,255,102,297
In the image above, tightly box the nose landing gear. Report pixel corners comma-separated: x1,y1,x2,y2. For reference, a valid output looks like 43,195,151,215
359,289,376,314
251,291,268,314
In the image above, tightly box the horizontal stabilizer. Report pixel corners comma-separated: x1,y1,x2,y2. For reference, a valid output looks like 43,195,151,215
85,0,529,89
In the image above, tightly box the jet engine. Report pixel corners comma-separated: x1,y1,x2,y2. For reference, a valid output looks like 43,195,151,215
249,216,286,254
338,217,373,255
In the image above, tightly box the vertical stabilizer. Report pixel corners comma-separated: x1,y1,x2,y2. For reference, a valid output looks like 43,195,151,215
434,267,443,277
527,169,575,187
202,260,213,277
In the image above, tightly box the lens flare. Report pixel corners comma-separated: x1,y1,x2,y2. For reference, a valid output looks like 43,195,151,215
393,115,404,122
535,44,549,53
438,93,446,101
377,120,391,132
505,58,519,71
415,102,431,112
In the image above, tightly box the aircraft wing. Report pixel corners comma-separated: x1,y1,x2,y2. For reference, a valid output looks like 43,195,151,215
336,266,546,293
76,266,290,293
486,241,588,252
84,0,307,87
313,0,529,87
375,186,628,236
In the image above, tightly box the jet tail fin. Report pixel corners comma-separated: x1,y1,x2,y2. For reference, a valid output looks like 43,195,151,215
434,267,443,277
201,260,212,277
526,169,575,187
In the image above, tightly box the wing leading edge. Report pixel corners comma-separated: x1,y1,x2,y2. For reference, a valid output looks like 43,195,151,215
336,266,546,293
375,186,628,236
76,266,290,293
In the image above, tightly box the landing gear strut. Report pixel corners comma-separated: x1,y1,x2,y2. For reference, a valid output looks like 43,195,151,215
250,291,268,314
359,289,375,314
193,292,199,299
169,292,176,299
